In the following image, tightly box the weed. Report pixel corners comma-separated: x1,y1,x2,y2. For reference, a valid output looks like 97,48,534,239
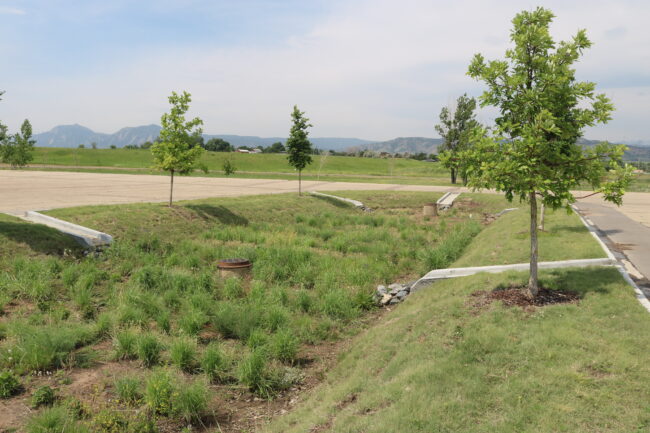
114,376,142,406
0,369,21,398
26,406,89,433
145,369,175,416
238,349,278,398
113,329,138,360
169,338,198,372
201,343,230,383
223,277,244,300
270,330,298,364
173,379,210,423
136,334,163,367
178,307,208,336
31,385,57,408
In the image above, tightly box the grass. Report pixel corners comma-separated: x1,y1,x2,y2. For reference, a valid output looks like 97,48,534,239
263,203,649,433
0,190,610,431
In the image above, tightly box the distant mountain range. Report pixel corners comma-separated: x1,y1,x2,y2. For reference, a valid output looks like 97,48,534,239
33,124,374,151
33,124,650,161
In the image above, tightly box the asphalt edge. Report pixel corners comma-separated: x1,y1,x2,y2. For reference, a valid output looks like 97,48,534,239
572,205,650,313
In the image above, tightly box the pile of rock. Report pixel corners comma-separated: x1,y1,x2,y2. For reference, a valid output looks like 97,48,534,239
374,282,414,306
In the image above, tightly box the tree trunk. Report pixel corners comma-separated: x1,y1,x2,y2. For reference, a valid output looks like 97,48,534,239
527,191,539,298
539,203,545,231
298,170,302,196
450,168,457,184
169,169,174,207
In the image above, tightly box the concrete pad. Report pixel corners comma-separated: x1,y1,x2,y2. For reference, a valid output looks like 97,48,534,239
0,170,459,215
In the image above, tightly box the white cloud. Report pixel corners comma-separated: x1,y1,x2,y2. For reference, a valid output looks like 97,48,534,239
0,6,25,14
2,0,650,142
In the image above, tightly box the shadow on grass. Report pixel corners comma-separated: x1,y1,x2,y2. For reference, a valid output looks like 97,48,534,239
310,194,354,209
185,204,249,226
552,225,586,234
0,220,82,255
542,267,621,296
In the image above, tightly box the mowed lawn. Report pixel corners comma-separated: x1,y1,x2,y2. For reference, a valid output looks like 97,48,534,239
264,198,650,433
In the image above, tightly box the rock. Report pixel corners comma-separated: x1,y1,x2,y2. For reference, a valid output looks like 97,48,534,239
389,297,401,305
389,283,404,295
396,290,408,300
380,294,392,305
376,285,387,295
388,283,402,290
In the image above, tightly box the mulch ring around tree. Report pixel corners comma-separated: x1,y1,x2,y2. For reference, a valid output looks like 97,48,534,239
471,285,580,311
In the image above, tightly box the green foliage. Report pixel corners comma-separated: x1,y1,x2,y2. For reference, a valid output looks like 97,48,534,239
270,330,298,364
151,90,204,205
31,386,57,408
418,220,482,272
2,119,35,168
136,334,163,367
169,338,198,372
173,379,209,423
145,369,175,415
114,376,142,406
435,94,479,184
26,406,89,433
456,7,633,293
238,349,276,397
286,105,313,194
203,137,233,152
263,141,286,153
222,156,237,175
113,329,138,360
0,369,21,398
201,343,229,383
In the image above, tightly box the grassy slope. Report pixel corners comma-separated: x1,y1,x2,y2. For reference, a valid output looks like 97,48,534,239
264,205,650,433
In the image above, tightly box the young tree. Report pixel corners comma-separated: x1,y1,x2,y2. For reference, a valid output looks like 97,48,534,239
0,91,8,154
286,105,313,195
453,7,632,298
435,94,479,185
151,91,204,206
2,119,35,168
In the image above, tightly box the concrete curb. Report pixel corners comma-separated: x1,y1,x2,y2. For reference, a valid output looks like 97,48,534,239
436,192,461,210
21,211,113,248
411,258,615,291
571,205,650,313
309,192,368,210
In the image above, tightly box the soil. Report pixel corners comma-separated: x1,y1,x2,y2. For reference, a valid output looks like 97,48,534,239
471,286,580,311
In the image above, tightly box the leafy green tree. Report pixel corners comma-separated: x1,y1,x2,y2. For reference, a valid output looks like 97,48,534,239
452,7,632,297
3,119,35,168
263,141,286,153
204,138,233,152
435,94,479,184
286,105,313,195
0,91,8,154
222,157,237,175
151,91,205,206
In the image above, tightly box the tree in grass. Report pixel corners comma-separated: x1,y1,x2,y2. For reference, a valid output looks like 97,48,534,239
2,119,36,168
435,94,479,185
286,105,313,195
451,7,632,298
151,91,204,206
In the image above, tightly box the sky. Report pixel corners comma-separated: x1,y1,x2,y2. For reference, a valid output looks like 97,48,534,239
0,0,649,143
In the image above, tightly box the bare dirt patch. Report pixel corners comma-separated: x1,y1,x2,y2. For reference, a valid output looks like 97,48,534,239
471,286,580,311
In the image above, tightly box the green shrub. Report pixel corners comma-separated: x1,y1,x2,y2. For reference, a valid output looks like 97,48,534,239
114,376,142,406
26,406,89,433
270,330,298,364
0,369,21,398
31,385,56,408
145,369,175,415
136,334,163,367
113,329,138,360
201,343,229,383
169,338,198,372
173,379,209,423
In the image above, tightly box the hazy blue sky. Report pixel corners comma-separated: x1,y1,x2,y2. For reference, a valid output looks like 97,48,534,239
1,0,649,142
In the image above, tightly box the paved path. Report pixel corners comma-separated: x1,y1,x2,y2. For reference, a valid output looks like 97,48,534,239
0,170,458,215
575,199,650,285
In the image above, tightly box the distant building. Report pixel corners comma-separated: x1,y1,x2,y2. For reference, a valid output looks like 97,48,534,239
236,149,250,153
